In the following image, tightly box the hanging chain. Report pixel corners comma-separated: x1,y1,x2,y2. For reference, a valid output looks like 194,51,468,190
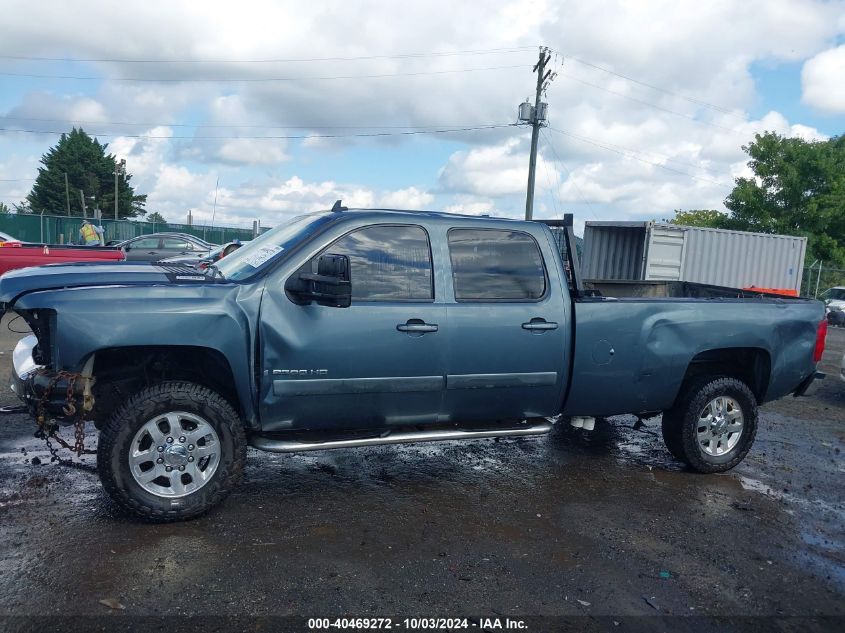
33,369,97,472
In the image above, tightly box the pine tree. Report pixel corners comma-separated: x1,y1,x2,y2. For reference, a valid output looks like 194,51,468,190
26,128,146,218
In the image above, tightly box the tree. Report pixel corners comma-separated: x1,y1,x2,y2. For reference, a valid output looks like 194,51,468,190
26,128,147,219
723,132,845,266
664,209,730,227
146,211,167,224
0,202,10,215
12,200,32,214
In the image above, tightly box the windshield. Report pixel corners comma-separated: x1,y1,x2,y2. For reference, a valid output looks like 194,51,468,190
820,288,845,301
214,213,334,281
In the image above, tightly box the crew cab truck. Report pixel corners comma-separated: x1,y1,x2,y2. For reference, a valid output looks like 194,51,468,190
1,208,827,522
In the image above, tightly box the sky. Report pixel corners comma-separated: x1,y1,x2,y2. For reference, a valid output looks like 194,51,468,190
0,0,843,235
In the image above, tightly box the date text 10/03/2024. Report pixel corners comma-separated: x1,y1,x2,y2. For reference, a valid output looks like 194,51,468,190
307,618,528,630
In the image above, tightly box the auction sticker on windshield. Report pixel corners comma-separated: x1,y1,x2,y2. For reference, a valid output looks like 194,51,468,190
243,245,284,268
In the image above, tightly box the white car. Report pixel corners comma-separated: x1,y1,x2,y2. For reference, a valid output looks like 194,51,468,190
0,231,21,243
820,286,845,312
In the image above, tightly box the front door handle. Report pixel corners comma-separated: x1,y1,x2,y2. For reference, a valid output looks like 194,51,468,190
397,319,439,334
522,319,558,331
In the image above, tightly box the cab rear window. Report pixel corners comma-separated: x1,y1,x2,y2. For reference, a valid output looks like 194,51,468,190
447,229,546,301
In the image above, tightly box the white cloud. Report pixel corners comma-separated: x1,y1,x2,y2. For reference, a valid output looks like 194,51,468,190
0,0,842,228
443,200,496,216
801,44,845,113
205,176,372,225
439,138,559,197
378,187,433,209
215,138,288,165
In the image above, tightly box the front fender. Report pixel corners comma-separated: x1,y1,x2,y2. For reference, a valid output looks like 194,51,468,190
12,283,263,427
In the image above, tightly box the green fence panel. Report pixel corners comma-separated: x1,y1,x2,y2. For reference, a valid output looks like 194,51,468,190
0,214,256,245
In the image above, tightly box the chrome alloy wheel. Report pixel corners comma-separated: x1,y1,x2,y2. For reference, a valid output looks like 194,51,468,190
697,396,744,457
128,411,221,498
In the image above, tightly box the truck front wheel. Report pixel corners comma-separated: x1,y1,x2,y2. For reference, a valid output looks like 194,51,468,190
97,381,246,522
661,376,758,473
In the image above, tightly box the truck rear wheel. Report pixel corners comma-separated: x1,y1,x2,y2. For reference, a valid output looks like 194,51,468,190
97,381,246,522
661,376,757,473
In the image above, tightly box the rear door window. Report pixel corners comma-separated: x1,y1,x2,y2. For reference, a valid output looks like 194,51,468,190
161,238,194,251
448,229,546,301
130,238,161,250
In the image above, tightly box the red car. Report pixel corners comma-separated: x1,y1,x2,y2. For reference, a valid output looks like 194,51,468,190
0,242,125,276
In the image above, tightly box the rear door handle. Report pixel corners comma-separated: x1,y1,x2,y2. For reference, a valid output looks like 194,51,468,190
522,319,558,331
397,319,439,334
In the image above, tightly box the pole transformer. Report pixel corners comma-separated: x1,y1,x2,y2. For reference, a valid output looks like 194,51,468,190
519,47,556,221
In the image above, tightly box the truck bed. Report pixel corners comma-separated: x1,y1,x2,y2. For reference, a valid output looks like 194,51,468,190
584,279,809,300
562,280,822,418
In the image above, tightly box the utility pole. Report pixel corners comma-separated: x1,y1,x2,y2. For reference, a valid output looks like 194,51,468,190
210,178,219,236
519,47,556,220
113,158,126,220
64,172,71,216
79,190,87,218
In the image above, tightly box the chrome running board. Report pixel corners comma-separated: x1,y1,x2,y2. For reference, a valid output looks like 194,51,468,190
250,420,553,453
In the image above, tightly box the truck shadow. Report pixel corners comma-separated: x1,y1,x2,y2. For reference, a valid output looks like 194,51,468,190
234,415,686,508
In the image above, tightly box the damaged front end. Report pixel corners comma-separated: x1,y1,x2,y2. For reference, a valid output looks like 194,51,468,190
11,335,96,424
8,309,96,429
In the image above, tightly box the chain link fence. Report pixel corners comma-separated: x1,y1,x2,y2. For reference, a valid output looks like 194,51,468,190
0,213,257,246
801,264,845,298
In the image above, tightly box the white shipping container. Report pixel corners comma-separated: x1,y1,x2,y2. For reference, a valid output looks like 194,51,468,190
582,221,807,291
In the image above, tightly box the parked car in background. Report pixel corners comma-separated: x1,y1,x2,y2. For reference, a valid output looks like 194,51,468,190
820,286,845,312
115,233,216,262
828,307,845,327
0,231,22,243
158,240,248,269
0,242,124,275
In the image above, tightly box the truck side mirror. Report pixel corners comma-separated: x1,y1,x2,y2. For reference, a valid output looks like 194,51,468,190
285,253,351,308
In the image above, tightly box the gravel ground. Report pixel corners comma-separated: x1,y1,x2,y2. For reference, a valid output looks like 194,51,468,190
0,312,842,632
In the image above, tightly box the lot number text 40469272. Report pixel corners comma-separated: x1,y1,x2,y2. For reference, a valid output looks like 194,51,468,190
307,617,528,630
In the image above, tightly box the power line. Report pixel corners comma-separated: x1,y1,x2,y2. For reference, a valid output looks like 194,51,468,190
558,53,735,115
0,64,525,83
537,135,561,219
0,123,516,140
547,126,731,187
558,72,743,135
547,127,719,174
0,115,501,130
0,46,536,64
541,128,599,220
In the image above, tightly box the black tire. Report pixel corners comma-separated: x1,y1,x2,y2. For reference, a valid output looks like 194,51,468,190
660,412,686,461
661,376,758,473
97,381,246,522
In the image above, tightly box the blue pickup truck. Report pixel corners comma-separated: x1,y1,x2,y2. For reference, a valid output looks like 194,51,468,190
1,207,827,521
